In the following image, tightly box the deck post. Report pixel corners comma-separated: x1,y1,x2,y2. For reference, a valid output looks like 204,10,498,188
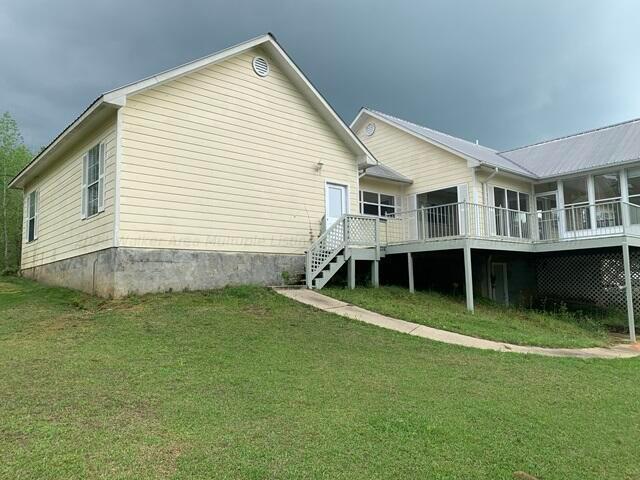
305,251,313,289
347,255,356,290
371,260,379,288
622,242,636,342
463,244,474,313
407,252,415,293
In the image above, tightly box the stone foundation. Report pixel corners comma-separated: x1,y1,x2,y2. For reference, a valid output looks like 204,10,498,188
21,247,305,297
21,248,117,297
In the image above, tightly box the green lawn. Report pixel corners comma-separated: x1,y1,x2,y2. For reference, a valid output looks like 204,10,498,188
2,277,640,479
323,286,619,348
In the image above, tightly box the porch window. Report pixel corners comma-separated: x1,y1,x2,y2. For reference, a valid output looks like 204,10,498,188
536,193,558,240
359,191,395,217
563,176,590,231
627,168,640,224
593,172,621,227
534,181,557,194
416,187,459,238
493,187,530,238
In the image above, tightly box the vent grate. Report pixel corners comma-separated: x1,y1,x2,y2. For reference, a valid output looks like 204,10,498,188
365,122,376,136
252,57,269,77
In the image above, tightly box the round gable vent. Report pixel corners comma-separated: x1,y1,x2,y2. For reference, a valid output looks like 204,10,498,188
365,122,376,136
252,57,270,77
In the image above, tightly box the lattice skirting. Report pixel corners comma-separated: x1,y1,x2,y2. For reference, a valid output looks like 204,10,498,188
536,248,640,312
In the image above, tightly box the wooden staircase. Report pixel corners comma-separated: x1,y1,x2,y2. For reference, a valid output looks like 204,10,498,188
311,253,347,289
305,215,382,289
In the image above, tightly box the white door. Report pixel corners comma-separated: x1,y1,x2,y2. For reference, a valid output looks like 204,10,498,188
490,262,509,305
536,192,559,240
325,183,347,229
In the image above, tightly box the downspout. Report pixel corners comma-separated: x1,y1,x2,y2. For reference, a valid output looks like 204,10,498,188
481,166,499,205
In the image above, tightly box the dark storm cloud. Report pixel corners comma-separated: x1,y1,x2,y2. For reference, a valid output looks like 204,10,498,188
2,0,639,152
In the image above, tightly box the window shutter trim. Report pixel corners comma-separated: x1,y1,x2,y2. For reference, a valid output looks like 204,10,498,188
98,142,105,212
25,192,31,241
81,153,88,219
33,191,39,240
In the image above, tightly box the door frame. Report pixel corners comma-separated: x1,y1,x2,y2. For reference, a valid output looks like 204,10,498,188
414,184,463,239
490,185,531,239
324,180,350,230
535,190,559,239
490,262,509,306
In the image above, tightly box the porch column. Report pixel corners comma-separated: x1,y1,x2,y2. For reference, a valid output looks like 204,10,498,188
407,252,415,293
463,244,474,313
347,256,356,290
620,169,630,230
622,242,637,342
371,260,379,288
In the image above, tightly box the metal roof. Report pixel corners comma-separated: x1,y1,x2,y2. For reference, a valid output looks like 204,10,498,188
498,118,640,178
363,109,536,177
360,109,640,180
362,163,413,184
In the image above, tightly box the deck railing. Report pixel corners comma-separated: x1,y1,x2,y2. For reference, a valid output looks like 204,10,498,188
306,214,380,287
385,200,640,245
385,202,533,244
306,201,640,285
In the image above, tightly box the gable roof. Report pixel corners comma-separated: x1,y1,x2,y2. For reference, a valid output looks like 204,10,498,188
10,33,376,189
361,163,413,184
498,117,640,178
352,108,536,178
353,108,640,181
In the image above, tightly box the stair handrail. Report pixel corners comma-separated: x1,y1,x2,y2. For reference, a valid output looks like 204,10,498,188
306,214,348,288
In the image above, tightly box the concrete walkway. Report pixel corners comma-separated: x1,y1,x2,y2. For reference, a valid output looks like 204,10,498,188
274,288,640,359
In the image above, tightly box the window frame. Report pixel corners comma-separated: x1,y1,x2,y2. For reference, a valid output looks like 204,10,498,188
81,142,105,219
628,168,640,206
492,186,530,213
491,186,531,238
358,190,396,218
26,189,39,243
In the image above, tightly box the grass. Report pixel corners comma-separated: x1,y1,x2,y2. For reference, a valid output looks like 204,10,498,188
323,286,619,348
1,276,640,479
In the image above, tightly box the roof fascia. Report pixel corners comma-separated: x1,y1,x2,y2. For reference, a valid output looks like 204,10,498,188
9,98,119,189
265,39,375,163
533,157,640,182
12,33,377,188
102,34,271,102
356,109,484,166
355,109,543,180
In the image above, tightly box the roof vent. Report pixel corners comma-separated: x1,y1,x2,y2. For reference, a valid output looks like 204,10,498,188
365,122,376,136
252,57,270,77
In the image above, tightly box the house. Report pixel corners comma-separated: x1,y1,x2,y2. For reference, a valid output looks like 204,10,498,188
308,107,640,340
10,33,640,340
9,33,374,297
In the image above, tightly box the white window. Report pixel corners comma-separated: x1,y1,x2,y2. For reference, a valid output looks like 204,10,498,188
593,172,621,227
26,190,38,242
628,168,640,225
493,186,530,238
359,191,396,217
562,175,590,231
82,142,105,219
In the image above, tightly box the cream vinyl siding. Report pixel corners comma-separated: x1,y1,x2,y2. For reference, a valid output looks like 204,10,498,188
118,47,359,254
476,170,534,206
356,118,473,199
358,178,405,199
21,118,117,268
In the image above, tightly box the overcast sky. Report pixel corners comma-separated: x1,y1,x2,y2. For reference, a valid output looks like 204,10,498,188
2,0,639,152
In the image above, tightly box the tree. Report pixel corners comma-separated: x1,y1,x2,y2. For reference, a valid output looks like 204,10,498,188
0,112,31,273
